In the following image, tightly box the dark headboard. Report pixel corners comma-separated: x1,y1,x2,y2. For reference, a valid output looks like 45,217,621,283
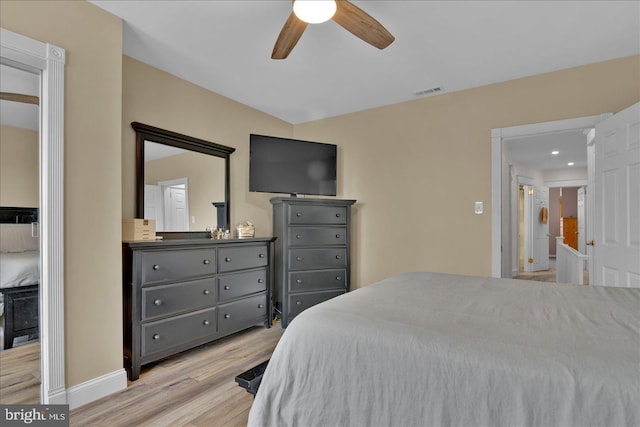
0,206,39,224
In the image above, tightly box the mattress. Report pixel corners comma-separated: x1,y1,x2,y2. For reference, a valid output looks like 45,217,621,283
0,250,40,290
248,272,640,427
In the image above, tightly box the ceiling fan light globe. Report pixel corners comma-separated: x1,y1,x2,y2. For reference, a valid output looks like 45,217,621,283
293,0,337,24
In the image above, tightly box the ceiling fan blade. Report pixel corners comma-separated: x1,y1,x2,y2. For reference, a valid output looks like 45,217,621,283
333,0,395,50
0,92,39,105
272,12,308,59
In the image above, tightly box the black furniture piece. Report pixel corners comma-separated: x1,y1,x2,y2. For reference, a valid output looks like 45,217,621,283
122,237,276,380
2,285,39,349
235,359,269,396
271,197,356,327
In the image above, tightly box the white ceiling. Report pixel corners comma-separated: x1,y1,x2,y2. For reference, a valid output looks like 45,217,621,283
506,129,589,171
90,0,640,124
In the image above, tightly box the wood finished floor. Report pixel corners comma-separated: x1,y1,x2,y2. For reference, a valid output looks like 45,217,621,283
0,341,41,404
70,324,284,427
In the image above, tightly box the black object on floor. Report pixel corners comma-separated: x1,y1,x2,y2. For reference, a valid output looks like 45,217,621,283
235,359,269,396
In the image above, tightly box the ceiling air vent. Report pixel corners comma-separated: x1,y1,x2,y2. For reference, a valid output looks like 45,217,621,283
415,87,442,97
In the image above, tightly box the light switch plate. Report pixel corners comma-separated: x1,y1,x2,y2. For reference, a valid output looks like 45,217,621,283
474,201,483,215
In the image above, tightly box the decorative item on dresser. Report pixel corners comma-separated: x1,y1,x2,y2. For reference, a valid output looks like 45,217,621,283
122,237,276,380
270,197,356,328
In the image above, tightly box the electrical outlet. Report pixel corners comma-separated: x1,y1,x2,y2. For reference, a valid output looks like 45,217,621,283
474,201,483,215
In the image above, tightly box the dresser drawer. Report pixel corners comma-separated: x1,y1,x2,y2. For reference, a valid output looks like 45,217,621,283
142,278,216,321
141,249,216,284
218,293,267,334
141,308,216,357
218,245,268,273
287,227,346,247
288,290,345,319
288,205,347,225
288,248,347,270
289,269,346,293
219,269,267,302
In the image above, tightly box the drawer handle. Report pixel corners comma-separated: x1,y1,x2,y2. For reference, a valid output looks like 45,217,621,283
154,299,162,306
335,255,341,260
203,289,210,295
258,279,264,284
259,253,265,258
152,334,160,340
225,257,232,262
336,276,342,281
336,213,341,218
258,304,264,309
296,279,303,284
296,301,302,306
224,285,231,290
296,256,303,261
224,314,231,319
203,320,210,326
296,212,303,217
336,234,341,238
203,259,210,265
152,264,160,271
296,234,302,239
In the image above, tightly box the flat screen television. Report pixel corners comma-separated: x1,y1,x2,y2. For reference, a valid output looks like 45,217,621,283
250,134,337,197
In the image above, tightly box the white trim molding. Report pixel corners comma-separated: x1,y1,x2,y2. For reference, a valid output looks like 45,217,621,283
66,369,128,410
1,27,66,404
491,113,612,278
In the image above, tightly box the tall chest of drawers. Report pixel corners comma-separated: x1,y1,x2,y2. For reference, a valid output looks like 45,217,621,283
122,237,275,380
271,198,356,327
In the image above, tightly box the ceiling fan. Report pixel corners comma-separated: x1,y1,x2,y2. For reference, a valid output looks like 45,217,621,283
272,0,395,60
0,92,39,105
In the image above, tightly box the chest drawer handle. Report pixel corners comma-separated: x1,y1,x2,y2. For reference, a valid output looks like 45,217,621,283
296,301,302,306
258,303,265,309
296,256,303,261
259,253,265,258
296,212,303,217
224,285,231,290
336,234,341,238
336,276,342,281
296,234,302,239
225,257,232,262
258,278,264,284
154,299,162,306
152,264,160,271
203,259,210,265
203,320,210,326
152,334,160,340
335,213,341,218
296,279,303,284
224,314,231,319
335,255,341,260
203,289,210,295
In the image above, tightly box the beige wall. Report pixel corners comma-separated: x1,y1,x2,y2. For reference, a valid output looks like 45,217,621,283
1,1,123,388
145,151,226,230
122,56,293,237
0,125,39,207
294,56,640,288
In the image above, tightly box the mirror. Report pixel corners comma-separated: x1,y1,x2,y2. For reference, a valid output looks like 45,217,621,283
133,122,235,234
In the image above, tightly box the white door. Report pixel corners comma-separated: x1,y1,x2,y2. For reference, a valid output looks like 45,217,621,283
144,184,164,232
531,186,550,271
593,102,640,287
577,186,586,254
163,185,189,231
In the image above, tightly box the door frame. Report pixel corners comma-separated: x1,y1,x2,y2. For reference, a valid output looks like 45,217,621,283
1,29,66,403
491,113,611,278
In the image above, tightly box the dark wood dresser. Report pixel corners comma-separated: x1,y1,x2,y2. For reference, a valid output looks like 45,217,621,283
122,237,275,380
271,197,356,327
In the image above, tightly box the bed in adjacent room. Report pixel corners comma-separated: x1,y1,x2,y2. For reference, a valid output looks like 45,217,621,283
248,272,640,427
0,207,40,349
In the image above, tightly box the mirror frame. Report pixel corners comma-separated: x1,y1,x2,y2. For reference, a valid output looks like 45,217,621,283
132,122,235,233
1,28,66,404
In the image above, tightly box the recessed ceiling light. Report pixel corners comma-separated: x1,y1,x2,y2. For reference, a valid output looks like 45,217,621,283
552,150,559,155
568,162,574,166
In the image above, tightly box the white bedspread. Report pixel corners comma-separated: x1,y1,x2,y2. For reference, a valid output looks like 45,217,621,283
0,251,39,289
248,272,640,427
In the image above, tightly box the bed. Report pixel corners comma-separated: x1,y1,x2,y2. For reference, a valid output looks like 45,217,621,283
248,272,640,426
0,207,40,349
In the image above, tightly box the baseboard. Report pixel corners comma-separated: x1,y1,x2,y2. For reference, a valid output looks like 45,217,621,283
66,368,127,410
